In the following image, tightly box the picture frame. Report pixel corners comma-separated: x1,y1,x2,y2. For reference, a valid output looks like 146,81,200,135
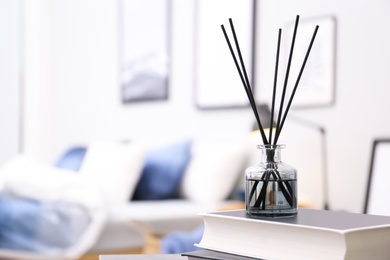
364,139,390,215
194,0,256,110
286,15,337,108
119,0,171,103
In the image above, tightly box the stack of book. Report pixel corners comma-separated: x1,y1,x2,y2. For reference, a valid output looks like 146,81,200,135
181,209,390,260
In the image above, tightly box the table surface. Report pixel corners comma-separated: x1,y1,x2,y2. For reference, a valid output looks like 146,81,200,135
99,255,187,260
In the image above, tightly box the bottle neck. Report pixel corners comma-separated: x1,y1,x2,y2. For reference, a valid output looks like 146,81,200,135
259,144,284,163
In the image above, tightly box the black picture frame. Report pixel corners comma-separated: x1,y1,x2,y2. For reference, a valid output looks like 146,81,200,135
119,0,171,103
194,0,256,110
364,139,390,215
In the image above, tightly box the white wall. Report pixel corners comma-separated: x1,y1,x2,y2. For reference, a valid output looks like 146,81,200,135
0,0,21,163
23,0,53,161
20,0,390,213
27,0,254,159
255,0,390,212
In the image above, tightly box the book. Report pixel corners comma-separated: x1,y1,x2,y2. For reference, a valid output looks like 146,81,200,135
182,249,261,259
99,254,185,260
195,209,390,260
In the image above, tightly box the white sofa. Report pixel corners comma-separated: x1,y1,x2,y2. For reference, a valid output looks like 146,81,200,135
88,200,240,255
0,138,250,259
85,139,249,256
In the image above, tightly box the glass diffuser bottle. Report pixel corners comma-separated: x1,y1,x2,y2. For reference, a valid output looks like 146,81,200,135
221,15,318,218
245,144,297,218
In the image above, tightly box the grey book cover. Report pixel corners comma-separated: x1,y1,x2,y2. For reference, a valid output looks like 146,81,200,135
209,208,390,231
182,249,262,260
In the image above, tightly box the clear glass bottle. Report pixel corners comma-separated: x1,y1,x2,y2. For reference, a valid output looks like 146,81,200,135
245,144,297,218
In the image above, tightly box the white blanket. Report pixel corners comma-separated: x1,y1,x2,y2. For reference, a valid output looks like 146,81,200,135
0,154,107,260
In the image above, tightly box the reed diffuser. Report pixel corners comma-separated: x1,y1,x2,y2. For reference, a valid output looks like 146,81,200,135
221,15,319,218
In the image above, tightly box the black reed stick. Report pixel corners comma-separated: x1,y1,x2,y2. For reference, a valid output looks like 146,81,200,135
229,19,252,104
228,18,267,142
274,15,300,145
269,28,282,144
228,19,269,145
274,25,319,144
227,20,269,145
221,22,268,145
248,29,287,208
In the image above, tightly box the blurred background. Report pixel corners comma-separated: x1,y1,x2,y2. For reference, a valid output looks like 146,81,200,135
1,0,390,214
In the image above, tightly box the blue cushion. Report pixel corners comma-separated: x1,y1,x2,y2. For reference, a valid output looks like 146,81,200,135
55,147,87,172
133,140,192,200
160,225,204,254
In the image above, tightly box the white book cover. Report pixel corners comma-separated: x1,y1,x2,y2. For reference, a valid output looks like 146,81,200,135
196,209,390,260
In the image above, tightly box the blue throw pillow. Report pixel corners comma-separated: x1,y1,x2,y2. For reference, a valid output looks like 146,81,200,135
160,225,204,254
55,147,87,172
133,140,192,200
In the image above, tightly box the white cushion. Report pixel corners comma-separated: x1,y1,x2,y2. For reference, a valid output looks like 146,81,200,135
79,141,147,205
180,141,249,204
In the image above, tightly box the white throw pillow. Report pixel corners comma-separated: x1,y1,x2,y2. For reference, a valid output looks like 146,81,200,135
180,141,249,204
79,141,147,205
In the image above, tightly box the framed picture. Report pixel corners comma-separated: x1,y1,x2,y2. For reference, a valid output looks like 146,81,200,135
364,139,390,215
194,0,255,109
286,16,336,108
119,0,171,103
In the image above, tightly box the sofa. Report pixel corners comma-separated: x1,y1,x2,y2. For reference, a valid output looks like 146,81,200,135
0,138,250,259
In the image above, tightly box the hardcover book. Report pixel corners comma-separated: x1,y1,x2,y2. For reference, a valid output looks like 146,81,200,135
182,249,260,259
196,209,390,260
